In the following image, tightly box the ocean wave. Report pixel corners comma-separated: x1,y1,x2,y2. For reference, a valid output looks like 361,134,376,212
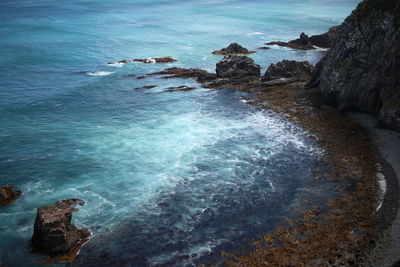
246,31,263,36
85,71,114,77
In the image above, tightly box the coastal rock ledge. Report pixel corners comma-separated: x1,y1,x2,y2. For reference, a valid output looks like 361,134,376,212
309,0,400,132
31,198,90,255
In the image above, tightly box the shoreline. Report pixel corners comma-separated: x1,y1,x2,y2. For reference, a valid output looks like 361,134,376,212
222,82,385,265
349,113,400,266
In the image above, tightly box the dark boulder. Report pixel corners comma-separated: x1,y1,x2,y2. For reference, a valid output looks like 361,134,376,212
0,186,22,205
164,86,196,92
212,43,255,55
262,60,313,82
216,55,260,78
32,199,90,255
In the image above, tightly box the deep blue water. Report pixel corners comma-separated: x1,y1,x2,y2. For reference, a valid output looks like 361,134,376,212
0,0,360,266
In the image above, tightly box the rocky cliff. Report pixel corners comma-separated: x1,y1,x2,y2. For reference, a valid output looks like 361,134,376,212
309,0,400,132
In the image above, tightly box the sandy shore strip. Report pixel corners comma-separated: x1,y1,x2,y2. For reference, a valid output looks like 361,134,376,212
349,113,400,267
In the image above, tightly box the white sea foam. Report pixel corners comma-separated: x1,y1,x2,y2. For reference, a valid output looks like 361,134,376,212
106,62,125,67
246,31,263,36
85,71,114,76
376,171,387,212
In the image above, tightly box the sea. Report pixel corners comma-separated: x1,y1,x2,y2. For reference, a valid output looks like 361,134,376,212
0,0,360,266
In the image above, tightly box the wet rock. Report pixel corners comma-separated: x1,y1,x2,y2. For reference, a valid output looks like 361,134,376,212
216,55,260,78
262,60,313,82
134,85,156,90
164,85,196,92
309,26,338,48
289,32,311,46
147,67,217,82
0,185,22,205
122,74,136,78
31,198,90,255
133,56,177,63
258,46,271,50
212,43,255,55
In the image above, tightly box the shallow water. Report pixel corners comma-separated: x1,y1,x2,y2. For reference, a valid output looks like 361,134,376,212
0,0,360,266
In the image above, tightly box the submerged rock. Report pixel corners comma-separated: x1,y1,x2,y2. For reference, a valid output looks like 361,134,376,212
216,55,260,78
308,0,400,132
31,198,90,255
134,85,157,90
262,60,313,82
133,56,177,63
0,185,22,205
164,85,196,92
212,43,255,55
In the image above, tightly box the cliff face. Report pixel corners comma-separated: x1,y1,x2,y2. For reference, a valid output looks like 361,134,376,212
310,0,400,132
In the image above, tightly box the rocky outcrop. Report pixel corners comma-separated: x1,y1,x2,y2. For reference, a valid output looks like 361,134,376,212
32,199,90,255
0,186,22,205
216,55,260,78
146,67,217,83
212,43,255,55
309,26,338,48
308,0,400,132
107,57,177,65
262,60,313,82
265,28,338,50
164,86,196,92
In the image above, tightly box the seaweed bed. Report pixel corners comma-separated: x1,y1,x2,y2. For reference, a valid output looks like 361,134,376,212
220,82,380,266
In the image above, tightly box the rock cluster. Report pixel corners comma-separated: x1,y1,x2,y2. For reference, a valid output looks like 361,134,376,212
212,43,255,55
216,55,260,78
308,0,400,132
31,198,90,255
0,185,22,205
262,60,313,82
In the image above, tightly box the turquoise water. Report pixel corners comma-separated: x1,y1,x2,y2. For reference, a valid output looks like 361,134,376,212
0,0,360,266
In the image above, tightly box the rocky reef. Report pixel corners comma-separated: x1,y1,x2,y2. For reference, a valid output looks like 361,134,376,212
309,0,400,132
31,199,90,256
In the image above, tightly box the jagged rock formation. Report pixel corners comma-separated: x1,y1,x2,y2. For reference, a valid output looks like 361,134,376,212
212,43,255,55
262,60,313,82
216,55,260,78
32,199,90,255
309,0,400,132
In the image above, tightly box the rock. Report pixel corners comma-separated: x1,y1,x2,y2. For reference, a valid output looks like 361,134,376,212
309,0,400,132
262,60,313,82
164,86,195,92
258,46,271,50
212,43,255,55
134,85,156,90
31,198,90,255
122,74,136,78
289,32,310,46
265,40,314,50
309,26,339,48
216,55,260,78
147,67,217,82
133,56,177,63
0,185,22,205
